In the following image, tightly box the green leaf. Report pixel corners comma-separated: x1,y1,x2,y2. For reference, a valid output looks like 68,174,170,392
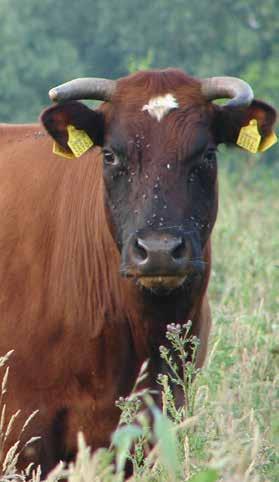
111,424,143,472
189,469,219,482
153,407,179,479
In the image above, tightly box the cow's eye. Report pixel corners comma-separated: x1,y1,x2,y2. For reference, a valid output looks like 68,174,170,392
188,150,217,187
103,149,118,166
204,149,217,163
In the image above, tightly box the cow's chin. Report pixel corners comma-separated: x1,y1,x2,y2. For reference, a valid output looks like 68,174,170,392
137,275,186,295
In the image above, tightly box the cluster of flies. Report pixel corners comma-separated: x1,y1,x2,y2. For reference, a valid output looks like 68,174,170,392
109,133,211,232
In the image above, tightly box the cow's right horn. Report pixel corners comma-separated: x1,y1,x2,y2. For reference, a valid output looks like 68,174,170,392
201,76,254,107
49,78,117,102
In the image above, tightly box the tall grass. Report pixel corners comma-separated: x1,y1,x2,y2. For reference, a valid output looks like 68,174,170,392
0,158,278,481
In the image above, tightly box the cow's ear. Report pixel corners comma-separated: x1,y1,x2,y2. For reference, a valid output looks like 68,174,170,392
213,100,277,148
40,101,105,152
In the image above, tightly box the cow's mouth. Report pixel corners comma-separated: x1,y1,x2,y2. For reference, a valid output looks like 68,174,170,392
137,275,187,295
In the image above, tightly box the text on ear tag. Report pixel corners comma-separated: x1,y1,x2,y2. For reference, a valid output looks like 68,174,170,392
236,119,261,153
67,125,94,158
258,131,278,152
53,141,75,159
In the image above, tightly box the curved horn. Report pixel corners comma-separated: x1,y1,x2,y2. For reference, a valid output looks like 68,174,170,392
49,78,117,102
201,76,254,107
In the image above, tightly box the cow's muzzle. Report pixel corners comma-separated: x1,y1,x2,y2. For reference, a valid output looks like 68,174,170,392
121,230,204,292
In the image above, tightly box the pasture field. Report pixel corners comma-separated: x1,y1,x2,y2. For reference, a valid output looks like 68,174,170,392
0,156,278,481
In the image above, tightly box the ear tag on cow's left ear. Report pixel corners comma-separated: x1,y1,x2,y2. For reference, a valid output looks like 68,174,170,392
53,141,75,159
258,131,278,152
236,119,261,154
67,124,94,158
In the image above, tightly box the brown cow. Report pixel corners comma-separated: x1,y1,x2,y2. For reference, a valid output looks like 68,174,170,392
0,69,276,475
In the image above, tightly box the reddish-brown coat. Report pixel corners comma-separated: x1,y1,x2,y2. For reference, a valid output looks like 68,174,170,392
0,125,210,470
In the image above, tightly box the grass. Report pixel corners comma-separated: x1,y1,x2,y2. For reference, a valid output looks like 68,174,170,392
206,156,279,481
0,155,278,481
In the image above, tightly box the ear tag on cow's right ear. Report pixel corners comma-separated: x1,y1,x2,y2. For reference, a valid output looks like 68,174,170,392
53,141,75,159
236,119,261,153
258,131,278,152
67,125,94,158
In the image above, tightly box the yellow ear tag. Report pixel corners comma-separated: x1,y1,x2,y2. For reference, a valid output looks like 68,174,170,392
258,131,278,152
67,125,94,158
53,141,75,159
236,119,261,154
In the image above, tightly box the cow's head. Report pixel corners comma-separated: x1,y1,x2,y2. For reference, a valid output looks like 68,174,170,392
41,69,276,294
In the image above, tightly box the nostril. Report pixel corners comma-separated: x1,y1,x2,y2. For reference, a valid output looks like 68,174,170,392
172,238,186,260
134,238,148,262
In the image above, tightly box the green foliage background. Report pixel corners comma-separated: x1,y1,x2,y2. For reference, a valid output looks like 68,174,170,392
0,1,278,120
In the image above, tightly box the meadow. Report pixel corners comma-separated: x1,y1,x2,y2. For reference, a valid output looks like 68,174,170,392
0,154,278,482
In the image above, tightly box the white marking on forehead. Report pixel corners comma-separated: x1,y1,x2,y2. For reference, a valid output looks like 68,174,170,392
142,94,179,122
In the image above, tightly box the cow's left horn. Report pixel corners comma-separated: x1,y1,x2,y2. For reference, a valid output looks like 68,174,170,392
201,77,254,107
49,78,117,102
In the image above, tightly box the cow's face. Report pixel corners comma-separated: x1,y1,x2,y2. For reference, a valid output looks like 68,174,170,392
41,70,276,294
102,94,218,292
